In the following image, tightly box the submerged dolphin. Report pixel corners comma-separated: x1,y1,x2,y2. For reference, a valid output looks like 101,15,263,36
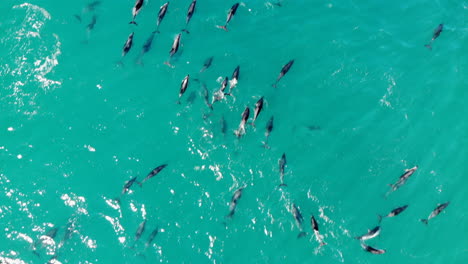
291,204,306,238
278,153,287,187
262,116,274,149
136,31,157,65
227,187,244,218
200,56,214,73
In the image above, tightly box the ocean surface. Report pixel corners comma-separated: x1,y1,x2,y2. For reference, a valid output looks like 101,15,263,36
1,0,468,263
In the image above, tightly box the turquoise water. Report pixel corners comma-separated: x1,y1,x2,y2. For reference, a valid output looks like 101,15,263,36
1,0,468,263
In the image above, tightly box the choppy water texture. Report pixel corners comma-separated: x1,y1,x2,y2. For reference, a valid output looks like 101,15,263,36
1,0,468,263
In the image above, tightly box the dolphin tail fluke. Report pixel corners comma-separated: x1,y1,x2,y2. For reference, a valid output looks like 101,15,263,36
278,183,287,187
272,83,277,88
378,215,383,223
135,57,144,66
225,211,234,219
116,60,125,67
216,25,228,31
153,30,160,34
181,29,190,34
319,242,327,247
114,197,121,204
164,61,174,68
129,21,137,25
176,99,181,105
297,232,307,238
420,219,428,225
425,44,432,50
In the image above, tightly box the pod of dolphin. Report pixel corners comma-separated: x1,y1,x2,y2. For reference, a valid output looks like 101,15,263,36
30,1,450,260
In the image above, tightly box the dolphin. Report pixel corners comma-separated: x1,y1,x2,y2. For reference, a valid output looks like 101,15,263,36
217,3,240,31
182,0,197,33
355,226,381,241
234,106,250,138
220,115,227,135
121,177,140,195
291,204,307,238
177,74,190,104
130,220,146,248
142,164,168,184
85,1,101,12
212,77,229,104
425,24,443,50
122,32,134,57
272,59,294,88
311,215,326,246
129,0,144,25
229,65,240,92
58,218,76,248
386,166,418,197
169,33,181,57
200,56,214,73
378,205,408,223
155,2,169,33
421,202,449,225
227,187,244,218
262,116,274,149
361,241,386,254
115,177,140,203
145,227,159,248
32,227,59,256
136,31,157,65
165,33,181,67
86,15,97,31
122,32,135,57
278,153,287,187
251,97,264,126
201,82,213,110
